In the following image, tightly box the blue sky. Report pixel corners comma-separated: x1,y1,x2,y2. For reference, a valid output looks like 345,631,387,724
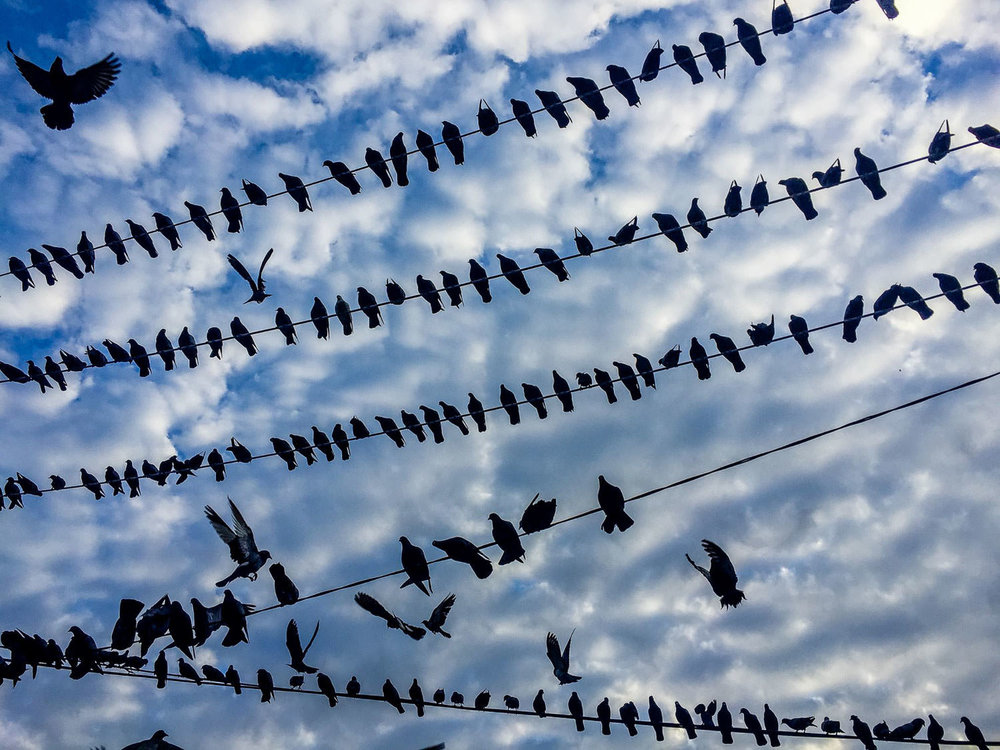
1,0,1000,748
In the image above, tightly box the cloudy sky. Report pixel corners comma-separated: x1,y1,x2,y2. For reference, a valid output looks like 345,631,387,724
1,0,999,747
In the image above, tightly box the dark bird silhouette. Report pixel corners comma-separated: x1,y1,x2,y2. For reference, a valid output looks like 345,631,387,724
218,188,243,234
344,676,360,696
687,198,712,238
15,473,41,498
257,668,275,703
499,384,521,424
652,212,687,252
0,359,29,383
452,692,464,707
205,449,225,483
719,702,735,743
415,130,439,171
641,40,663,81
932,272,969,311
178,657,201,685
42,244,83,279
441,120,464,165
357,286,384,327
597,697,613,735
4,476,23,508
854,148,887,199
170,326,196,368
123,460,140,497
598,474,634,534
477,99,499,135
385,278,407,305
184,201,215,241
522,383,548,418
104,466,124,496
812,158,843,189
764,704,781,746
497,253,530,294
897,285,934,319
504,694,520,711
749,174,770,215
241,178,268,205
574,227,594,255
743,709,768,746
365,147,392,188
974,262,1000,303
225,664,242,694
334,295,355,335
873,285,899,319
28,247,57,285
400,536,432,595
353,592,426,639
432,536,492,579
673,44,703,84
926,715,944,750
961,718,988,750
270,437,297,470
154,650,167,688
205,498,272,586
416,275,445,312
127,339,151,377
9,256,35,290
273,308,297,346
322,160,362,194
400,410,427,443
710,333,746,372
535,89,572,128
687,539,746,608
168,600,196,659
76,230,97,271
231,317,257,356
851,716,878,750
207,327,223,359
306,426,332,463
569,692,585,732
227,248,273,304
697,703,719,729
411,679,426,716
649,696,666,741
202,664,227,683
533,689,547,717
60,349,87,372
552,370,574,411
689,337,711,380
468,259,492,302
607,64,640,106
278,173,312,211
609,216,639,245
152,213,181,251
432,688,445,704
306,296,329,339
773,0,795,32
511,98,537,137
724,181,743,217
286,619,320,673
843,295,864,342
461,392,486,432
534,247,570,281
349,416,370,441
734,17,766,65
788,315,813,354
7,42,120,129
289,434,316,465
613,361,642,400
332,423,351,459
374,416,406,448
489,512,525,564
103,222,129,264
821,717,843,735
576,371,593,387
440,271,463,307
699,32,727,78
676,701,698,739
389,132,409,186
226,437,252,464
439,401,469,435
154,329,175,371
778,177,818,220
566,76,609,119
316,673,338,707
594,367,617,403
44,356,67,391
968,124,1000,149
520,494,556,533
423,593,456,638
747,315,775,347
888,719,924,740
620,701,640,736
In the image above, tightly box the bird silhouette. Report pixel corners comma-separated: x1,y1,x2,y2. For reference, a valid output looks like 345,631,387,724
467,393,487,432
365,147,392,187
184,201,215,241
734,18,767,65
489,513,525,564
546,630,582,684
285,619,320,672
724,181,743,217
932,272,969,311
416,275,444,312
534,247,570,281
574,228,594,255
607,64,640,106
974,262,1000,303
743,709,767,746
750,175,769,215
778,177,818,220
552,370,574,411
608,216,639,245
854,148,887,200
597,697,613,735
649,696,666,741
566,76,609,119
699,32,727,78
227,248,273,303
323,160,362,194
843,295,864,342
152,213,182,250
673,44,704,84
961,718,988,750
926,715,944,750
432,537,492,579
241,178,268,205
813,158,843,188
747,315,775,347
468,259,492,302
709,334,746,372
851,716,878,750
676,701,698,739
410,679,426,716
278,173,312,211
269,562,299,605
535,89,572,128
687,539,746,608
42,244,83,279
888,719,924,740
511,98,537,136
423,593,456,638
569,692,585,731
788,315,813,354
822,717,843,735
205,498,272,586
400,537,432,595
690,337,711,380
441,121,464,164
719,702,735,743
354,592,426,640
230,317,257,356
968,124,1000,149
764,704,781,746
497,254,531,294
440,271,463,307
389,132,409,186
652,212,688,253
641,40,663,81
415,130,439,171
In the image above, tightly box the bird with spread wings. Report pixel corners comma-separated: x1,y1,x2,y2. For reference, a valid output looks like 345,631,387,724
354,591,426,640
227,248,274,304
686,539,746,608
285,619,319,674
204,498,271,587
546,630,581,684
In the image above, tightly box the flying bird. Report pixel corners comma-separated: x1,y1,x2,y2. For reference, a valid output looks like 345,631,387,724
205,498,272,586
547,630,581,684
354,592,425,640
7,41,121,129
422,593,456,638
734,18,766,65
285,619,320,673
278,173,312,211
673,44,703,84
686,539,746,608
227,248,274,304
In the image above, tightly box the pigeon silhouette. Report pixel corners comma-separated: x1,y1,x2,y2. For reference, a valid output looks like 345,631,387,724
205,498,272,586
843,295,864,342
227,248,273,303
510,98,537,137
854,148,887,200
698,32,726,78
566,76,609,119
686,539,746,608
535,89,572,127
323,160,362,194
415,130,439,171
278,172,312,211
640,40,663,81
422,593,456,638
734,18,766,65
606,64,640,106
652,212,688,252
441,120,464,164
389,131,409,186
673,44,703,84
546,630,581,684
597,475,634,533
399,536,432,595
778,177,818,220
932,272,969,311
241,178,268,205
285,619,320,673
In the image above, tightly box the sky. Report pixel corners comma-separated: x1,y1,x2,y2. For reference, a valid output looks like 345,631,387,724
1,0,999,747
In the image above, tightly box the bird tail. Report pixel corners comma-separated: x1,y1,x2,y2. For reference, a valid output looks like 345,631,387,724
41,101,74,130
616,509,635,532
470,556,493,579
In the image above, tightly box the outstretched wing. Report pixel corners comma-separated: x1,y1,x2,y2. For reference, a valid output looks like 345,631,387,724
545,632,563,669
204,504,242,562
67,52,121,103
300,620,320,657
7,42,53,98
227,497,259,559
561,628,575,665
285,619,304,660
256,247,274,288
430,593,455,627
702,539,738,586
227,254,257,291
354,592,395,624
398,619,426,640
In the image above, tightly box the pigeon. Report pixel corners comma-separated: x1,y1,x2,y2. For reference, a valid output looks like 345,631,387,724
365,147,392,187
743,709,768,746
441,120,464,165
432,536,492,579
410,679,426,716
522,383,548,417
552,370,574,411
778,177,818,220
609,216,639,245
289,434,316,465
535,89,572,128
307,426,333,462
207,449,225,482
510,98,537,136
415,130,439,171
897,285,934,320
310,296,330,338
374,416,406,448
257,668,275,703
962,718,989,750
851,716,878,750
439,401,469,435
127,339,151,377
687,198,712,238
497,253,531,294
813,158,843,188
569,692,586,732
123,460,140,497
594,368,617,402
184,201,215,241
323,160,362,194
764,704,781,746
334,295,354,335
686,539,746,608
468,259,492,302
710,333,746,372
888,719,924,740
690,337,711,380
504,694,520,711
477,99,499,135
467,393,487,432
207,327,223,359
332,424,351,459
154,329,175,371
699,32,727,78
531,689,547,717
345,676,360,696
724,181,743,217
178,657,202,685
400,410,427,442
225,665,242,694
926,715,944,750
873,285,900,319
42,244,84,279
241,178,268,205
843,295,864,342
974,262,1000,303
519,494,557,534
286,619,320,673
772,0,795,33
673,44,704,84
932,272,969,311
534,247,570,281
597,697,613,735
747,315,775,346
386,278,407,305
389,132,409,186
499,384,521,424
696,700,717,728
216,188,243,234
168,600,196,659
718,702,735,743
677,701,698,739
423,593,456,638
621,701,640,736
356,286,384,327
0,359,30,383
230,317,257,356
473,689,491,710
152,213,182,251
607,64,640,106
597,475,634,533
354,592,426,639
205,498,272,586
274,308,297,346
566,76,609,120
452,692,465,707
227,437,252,463
854,148,887,200
278,173,312,211
734,18,766,65
154,650,167,688
4,476,23,507
227,248,273,303
60,349,87,372
399,536,432,595
44,356,68,391
14,473,41,499
28,247,57,285
822,718,843,735
175,326,198,368
574,227,594,256
489,513,525,564
613,361,641,400
788,315,813,354
9,256,35,290
576,371,593,387
416,275,444,312
750,175,769,215
968,124,1000,149
101,223,130,264
649,212,687,253
640,40,663,81
7,42,121,129
440,271,463,307
104,466,124,496
649,696,666,741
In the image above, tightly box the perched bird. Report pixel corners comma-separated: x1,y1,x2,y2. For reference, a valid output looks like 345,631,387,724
468,393,487,432
750,175,769,215
335,295,353,333
400,536,432,595
968,124,1000,149
574,228,594,255
227,248,273,304
772,0,795,33
734,17,766,65
520,494,557,534
926,715,944,750
365,147,392,188
400,410,427,442
649,696,666,741
386,278,407,305
687,198,712,238
477,99,499,135
374,416,406,448
311,296,330,338
474,690,491,710
489,512,525,564
497,253,531,294
154,650,167,689
389,132,409,186
7,41,121,129
202,664,227,683
697,702,719,729
44,356,68,391
270,563,299,606
123,219,158,260
278,173,312,211
533,689,547,717
241,178,268,205
415,130,439,171
504,694,520,711
552,370,574,411
607,64,640,106
383,679,406,714
350,416,370,440
813,158,843,188
888,719,924,740
764,704,781,746
104,466,124,496
724,181,743,217
690,337,711,380
576,371,593,387
225,664,242,694
897,285,934,320
42,244,83,279
843,295,864,342
184,201,215,241
569,692,585,732
451,692,465,707
123,460,140,497
499,384,521,424
534,247,570,281
566,76,609,120
710,333,746,372
510,98,537,137
76,230,97,272
851,716,878,750
974,262,1000,303
168,600,196,659
743,708,768,746
821,717,843,735
676,701,698,739
439,401,469,434
416,275,444,313
127,339,151,377
50,474,67,490
154,329,175,371
439,271,462,307
177,327,198,367
441,120,464,165
535,89,572,128
152,213,182,251
323,160,362,194
699,32,727,78
432,537,492,579
433,688,445,704
597,697,613,735
178,657,202,685
257,668,275,703
0,359,30,383
720,702,735,743
640,40,663,81
332,424,351,459
522,383,548,417
468,259,492,303
598,474,633,534
854,148,887,200
227,437,252,463
9,256,35,290
103,222,130,264
207,449,225,482
311,426,334,461
207,327,223,359
4,476,23,507
621,701,640,737
747,316,775,347
410,679,426,716
613,361,641,400
788,315,813,354
652,212,688,252
686,539,746,608
961,718,988,750
673,44,704,84
932,272,970,311
275,308,297,345
289,433,317,465
609,216,639,245
873,285,900,319
270,437,297,471
290,675,304,689
60,349,87,372
286,619,320,673
778,177,818,220
346,676,361,696
230,317,257,356
594,368,617,403
205,498,272,586
28,247,57,285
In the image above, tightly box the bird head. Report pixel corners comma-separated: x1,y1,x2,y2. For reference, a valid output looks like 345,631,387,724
50,57,65,75
152,731,168,740
269,562,283,577
260,550,272,562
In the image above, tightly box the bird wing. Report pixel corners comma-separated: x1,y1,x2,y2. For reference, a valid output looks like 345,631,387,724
430,594,455,626
545,632,564,668
562,629,575,664
354,592,395,624
227,254,258,291
7,42,54,98
702,539,739,586
301,620,320,657
67,52,121,103
256,247,274,287
227,497,260,559
204,505,241,561
285,619,304,660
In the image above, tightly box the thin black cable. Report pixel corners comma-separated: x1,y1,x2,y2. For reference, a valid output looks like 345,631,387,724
2,137,983,388
0,1,855,281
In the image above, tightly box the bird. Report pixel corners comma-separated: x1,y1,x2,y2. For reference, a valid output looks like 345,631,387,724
687,198,712,238
546,630,581,684
597,697,613,735
451,692,465,707
566,76,609,120
499,384,521,424
813,158,843,188
383,679,406,714
888,719,925,740
743,709,768,746
821,717,843,735
432,688,445,704
439,271,462,307
873,285,900,319
522,383,548,417
926,715,944,750
400,536,432,595
4,476,23,508
346,676,361,696
724,181,743,217
676,701,698,739
773,0,795,30
468,259,492,302
332,424,351,459
184,201,215,241
968,124,1000,149
974,262,1000,303
568,692,585,732
206,327,223,359
747,316,775,347
289,433,317,465
489,513,525,564
897,285,934,320
178,657,202,685
230,317,257,356
535,89,572,128
227,248,273,304
854,148,887,199
874,725,891,742
241,178,268,205
416,275,445,312
60,349,87,372
640,40,663,81
519,494,557,533
961,718,988,750
152,213,182,251
686,539,746,608
278,173,312,211
475,690,491,710
510,98,537,137
591,367,616,403
432,537,492,579
226,437,252,463
504,694,520,711
154,650,167,688
310,426,334,462
120,729,183,750
155,330,175,371
652,212,688,253
576,371,594,387
764,704,781,746
621,701,640,736
127,339,151,377
649,696,666,741
354,592,426,640
122,460,140,497
788,315,813,354
843,295,864,342
274,308,297,345
719,702,735,744
44,356,67,391
497,254,531,294
42,244,83,279
734,17,766,65
778,177,818,220
350,416,371,440
217,188,243,234
322,160,362,194
374,416,406,448
552,370,574,411
441,120,464,164
50,475,67,490
365,147,392,188
15,473,41,498
750,175,770,215
699,32,727,78
201,664,227,683
205,498,272,586
534,247,570,281
9,256,35,290
932,272,970,311
533,689,547,717
257,668,275,703
468,393,487,432
439,401,469,434
851,716,878,750
309,296,330,338
270,437,297,470
477,98,499,135
673,44,703,84
389,132,409,186
400,410,427,442
225,664,242,694
690,337,711,380
410,679,426,716
7,42,121,129
613,361,641,400
607,64,640,106
203,449,224,483
415,130,439,171
609,216,639,245
285,619,320,673
101,223,130,264
270,562,299,605
168,600,196,659
27,248,57,285
336,295,355,335
385,278,407,305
